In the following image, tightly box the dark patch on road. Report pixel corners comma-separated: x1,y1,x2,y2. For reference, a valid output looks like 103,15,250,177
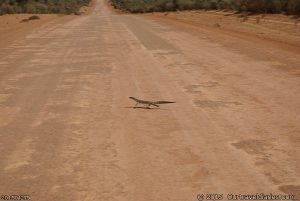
232,139,270,155
194,100,241,108
278,185,300,200
184,85,202,94
184,81,219,93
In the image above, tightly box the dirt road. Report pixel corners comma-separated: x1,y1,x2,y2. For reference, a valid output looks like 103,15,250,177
0,0,299,200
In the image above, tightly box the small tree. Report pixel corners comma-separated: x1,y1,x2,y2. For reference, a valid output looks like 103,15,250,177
287,0,300,15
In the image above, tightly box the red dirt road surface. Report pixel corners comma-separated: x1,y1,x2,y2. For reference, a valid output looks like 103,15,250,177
0,0,299,200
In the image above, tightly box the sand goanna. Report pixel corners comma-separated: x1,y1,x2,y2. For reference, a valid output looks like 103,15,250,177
129,97,176,109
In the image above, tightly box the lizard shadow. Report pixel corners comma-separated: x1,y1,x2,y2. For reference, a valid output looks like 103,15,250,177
124,106,166,110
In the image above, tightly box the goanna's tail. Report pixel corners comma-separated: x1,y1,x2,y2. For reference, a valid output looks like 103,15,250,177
154,101,176,104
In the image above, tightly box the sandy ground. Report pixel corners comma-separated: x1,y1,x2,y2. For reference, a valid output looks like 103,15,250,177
0,0,299,200
0,14,75,48
0,0,96,47
147,10,300,47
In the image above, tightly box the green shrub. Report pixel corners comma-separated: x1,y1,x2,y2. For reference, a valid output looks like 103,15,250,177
110,0,300,14
287,0,300,14
0,0,91,15
0,4,15,14
269,0,284,13
35,3,48,14
25,4,37,13
177,0,196,10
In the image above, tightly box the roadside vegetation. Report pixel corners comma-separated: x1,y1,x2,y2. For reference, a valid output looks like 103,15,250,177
110,0,300,15
0,0,91,15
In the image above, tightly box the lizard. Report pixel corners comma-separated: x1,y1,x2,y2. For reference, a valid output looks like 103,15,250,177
129,97,176,109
